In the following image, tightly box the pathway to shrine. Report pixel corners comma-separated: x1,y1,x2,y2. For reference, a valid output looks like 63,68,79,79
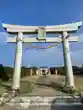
20,75,68,96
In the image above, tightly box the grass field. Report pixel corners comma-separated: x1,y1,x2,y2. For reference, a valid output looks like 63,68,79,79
0,75,83,96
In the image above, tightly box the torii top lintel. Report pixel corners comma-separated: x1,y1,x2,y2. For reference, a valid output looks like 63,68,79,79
2,21,82,34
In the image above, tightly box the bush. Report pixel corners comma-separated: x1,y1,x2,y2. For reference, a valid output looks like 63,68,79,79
0,64,9,81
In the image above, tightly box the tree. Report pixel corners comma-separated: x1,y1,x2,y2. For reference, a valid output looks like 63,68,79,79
0,64,9,81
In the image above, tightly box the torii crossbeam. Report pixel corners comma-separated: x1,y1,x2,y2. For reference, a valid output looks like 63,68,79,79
2,21,82,91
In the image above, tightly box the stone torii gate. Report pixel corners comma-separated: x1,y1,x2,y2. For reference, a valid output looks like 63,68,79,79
2,22,82,91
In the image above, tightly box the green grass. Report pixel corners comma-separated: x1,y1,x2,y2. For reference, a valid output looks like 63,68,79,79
0,79,10,96
19,81,34,94
0,86,7,96
0,79,34,96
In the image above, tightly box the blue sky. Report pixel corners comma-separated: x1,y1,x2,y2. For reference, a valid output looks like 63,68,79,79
0,0,83,67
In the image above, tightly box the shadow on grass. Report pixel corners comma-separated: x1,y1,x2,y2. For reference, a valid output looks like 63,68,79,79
19,81,34,94
0,83,11,91
0,80,34,95
0,78,79,96
34,81,78,95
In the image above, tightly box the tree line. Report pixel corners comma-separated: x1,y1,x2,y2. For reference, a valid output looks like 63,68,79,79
0,64,83,81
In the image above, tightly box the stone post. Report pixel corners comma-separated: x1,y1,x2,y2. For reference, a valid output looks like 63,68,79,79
62,31,75,89
12,32,23,90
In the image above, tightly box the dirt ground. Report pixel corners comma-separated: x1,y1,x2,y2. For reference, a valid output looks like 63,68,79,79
21,75,83,90
0,75,83,110
0,75,83,96
20,75,83,96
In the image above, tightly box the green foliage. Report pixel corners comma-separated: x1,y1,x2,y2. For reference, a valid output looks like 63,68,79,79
0,64,9,81
58,67,64,75
4,66,13,78
21,67,27,77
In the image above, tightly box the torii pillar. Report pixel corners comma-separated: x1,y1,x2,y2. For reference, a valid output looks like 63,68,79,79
2,22,82,91
12,32,23,90
62,32,74,88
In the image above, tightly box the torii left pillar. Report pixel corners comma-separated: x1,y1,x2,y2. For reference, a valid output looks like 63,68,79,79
12,32,23,90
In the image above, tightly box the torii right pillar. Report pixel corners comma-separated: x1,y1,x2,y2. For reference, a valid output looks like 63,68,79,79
62,31,75,89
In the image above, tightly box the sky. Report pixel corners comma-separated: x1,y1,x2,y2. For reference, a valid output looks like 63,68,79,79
0,0,83,67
